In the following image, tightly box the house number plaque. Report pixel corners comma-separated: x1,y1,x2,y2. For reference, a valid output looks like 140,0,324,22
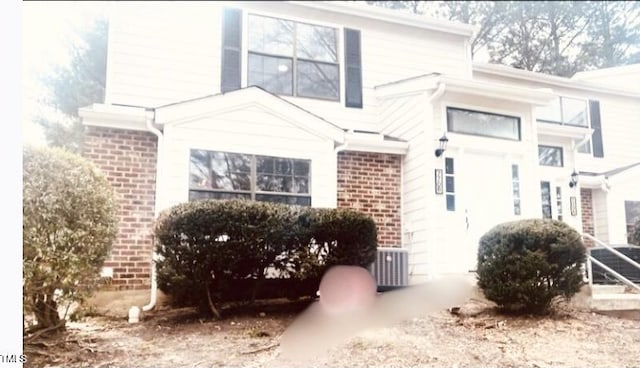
570,196,577,216
435,169,443,194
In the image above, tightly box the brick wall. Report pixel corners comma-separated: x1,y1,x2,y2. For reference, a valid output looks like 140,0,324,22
580,188,594,247
83,126,158,290
337,151,402,247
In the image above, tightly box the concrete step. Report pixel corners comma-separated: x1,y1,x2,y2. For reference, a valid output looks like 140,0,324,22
591,284,627,295
590,293,640,311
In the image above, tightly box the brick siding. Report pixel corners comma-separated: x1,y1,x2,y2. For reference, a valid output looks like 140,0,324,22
580,188,594,248
83,126,157,290
337,151,402,247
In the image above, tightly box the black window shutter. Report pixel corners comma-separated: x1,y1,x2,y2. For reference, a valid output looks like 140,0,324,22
344,28,363,108
221,8,242,93
589,100,604,158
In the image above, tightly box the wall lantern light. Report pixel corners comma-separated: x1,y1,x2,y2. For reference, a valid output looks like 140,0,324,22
569,169,579,188
435,134,449,157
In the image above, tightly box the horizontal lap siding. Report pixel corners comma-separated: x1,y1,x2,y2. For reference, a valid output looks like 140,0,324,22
378,94,430,279
159,108,337,212
83,127,157,290
106,5,220,107
106,3,469,132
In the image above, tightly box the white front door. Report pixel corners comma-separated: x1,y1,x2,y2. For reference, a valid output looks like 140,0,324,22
444,152,514,273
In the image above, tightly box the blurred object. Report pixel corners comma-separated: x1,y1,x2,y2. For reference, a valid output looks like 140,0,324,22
280,266,473,361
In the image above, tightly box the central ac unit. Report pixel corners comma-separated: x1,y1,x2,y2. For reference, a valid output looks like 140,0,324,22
369,247,409,291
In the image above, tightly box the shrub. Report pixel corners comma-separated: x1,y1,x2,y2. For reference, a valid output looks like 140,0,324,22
154,200,378,317
477,219,586,314
23,146,117,331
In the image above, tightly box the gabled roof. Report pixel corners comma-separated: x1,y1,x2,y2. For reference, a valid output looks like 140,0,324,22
154,86,346,143
581,162,640,178
286,1,477,38
473,62,640,98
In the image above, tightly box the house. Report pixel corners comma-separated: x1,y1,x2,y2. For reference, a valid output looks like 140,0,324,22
79,1,640,293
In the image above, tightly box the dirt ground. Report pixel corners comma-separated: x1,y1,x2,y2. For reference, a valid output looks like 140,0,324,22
25,297,640,368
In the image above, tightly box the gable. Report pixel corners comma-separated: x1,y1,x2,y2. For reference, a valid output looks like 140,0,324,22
154,87,345,143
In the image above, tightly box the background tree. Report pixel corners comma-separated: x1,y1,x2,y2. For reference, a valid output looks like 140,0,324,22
37,17,108,153
367,1,640,77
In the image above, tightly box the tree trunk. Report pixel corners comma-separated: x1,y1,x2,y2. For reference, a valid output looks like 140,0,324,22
33,292,63,331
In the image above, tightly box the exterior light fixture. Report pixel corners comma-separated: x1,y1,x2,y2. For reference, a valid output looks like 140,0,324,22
435,134,449,157
569,170,579,188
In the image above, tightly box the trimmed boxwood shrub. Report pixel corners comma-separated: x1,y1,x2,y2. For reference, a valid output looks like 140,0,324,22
154,200,377,317
477,219,586,314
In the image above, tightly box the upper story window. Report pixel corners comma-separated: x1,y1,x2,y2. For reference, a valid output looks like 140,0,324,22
447,107,521,141
536,97,588,127
247,15,339,100
189,149,311,206
536,97,591,153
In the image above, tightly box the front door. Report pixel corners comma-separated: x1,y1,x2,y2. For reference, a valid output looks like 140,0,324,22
451,152,514,273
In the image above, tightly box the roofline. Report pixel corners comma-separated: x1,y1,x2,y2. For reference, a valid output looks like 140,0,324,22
473,62,640,98
375,73,555,105
287,1,477,38
573,63,640,80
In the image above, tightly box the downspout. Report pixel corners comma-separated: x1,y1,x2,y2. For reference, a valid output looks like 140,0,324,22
428,82,446,104
140,109,163,314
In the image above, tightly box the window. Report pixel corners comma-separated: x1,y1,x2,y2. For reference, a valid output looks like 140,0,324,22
189,149,311,206
536,96,588,127
445,157,455,211
540,181,552,219
538,145,563,167
512,165,521,215
625,201,640,243
556,186,563,221
447,107,521,141
536,96,591,153
247,15,339,100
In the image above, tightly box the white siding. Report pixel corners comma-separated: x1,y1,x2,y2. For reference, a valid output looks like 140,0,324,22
377,92,431,282
592,189,609,243
106,2,470,131
157,106,337,212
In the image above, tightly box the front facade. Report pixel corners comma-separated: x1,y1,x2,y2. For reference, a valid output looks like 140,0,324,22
80,1,640,289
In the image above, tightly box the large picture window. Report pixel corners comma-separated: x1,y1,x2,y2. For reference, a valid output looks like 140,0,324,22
247,15,339,100
189,149,311,206
447,107,521,141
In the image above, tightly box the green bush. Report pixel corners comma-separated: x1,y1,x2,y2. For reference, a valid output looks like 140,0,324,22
154,200,378,317
23,146,117,331
477,219,586,314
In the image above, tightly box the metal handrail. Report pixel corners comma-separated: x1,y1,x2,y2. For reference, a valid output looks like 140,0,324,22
583,233,640,271
583,233,640,292
588,255,640,292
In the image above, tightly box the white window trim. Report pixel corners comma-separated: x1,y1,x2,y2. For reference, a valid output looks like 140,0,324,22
240,10,346,105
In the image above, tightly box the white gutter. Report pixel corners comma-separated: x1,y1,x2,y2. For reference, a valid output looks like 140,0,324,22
140,109,163,314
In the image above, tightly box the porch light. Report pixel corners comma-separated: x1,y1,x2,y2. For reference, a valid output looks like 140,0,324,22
569,170,579,188
435,134,449,157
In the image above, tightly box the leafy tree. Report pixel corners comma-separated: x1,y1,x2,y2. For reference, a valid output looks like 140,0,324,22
367,1,640,76
37,17,108,153
23,146,117,332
